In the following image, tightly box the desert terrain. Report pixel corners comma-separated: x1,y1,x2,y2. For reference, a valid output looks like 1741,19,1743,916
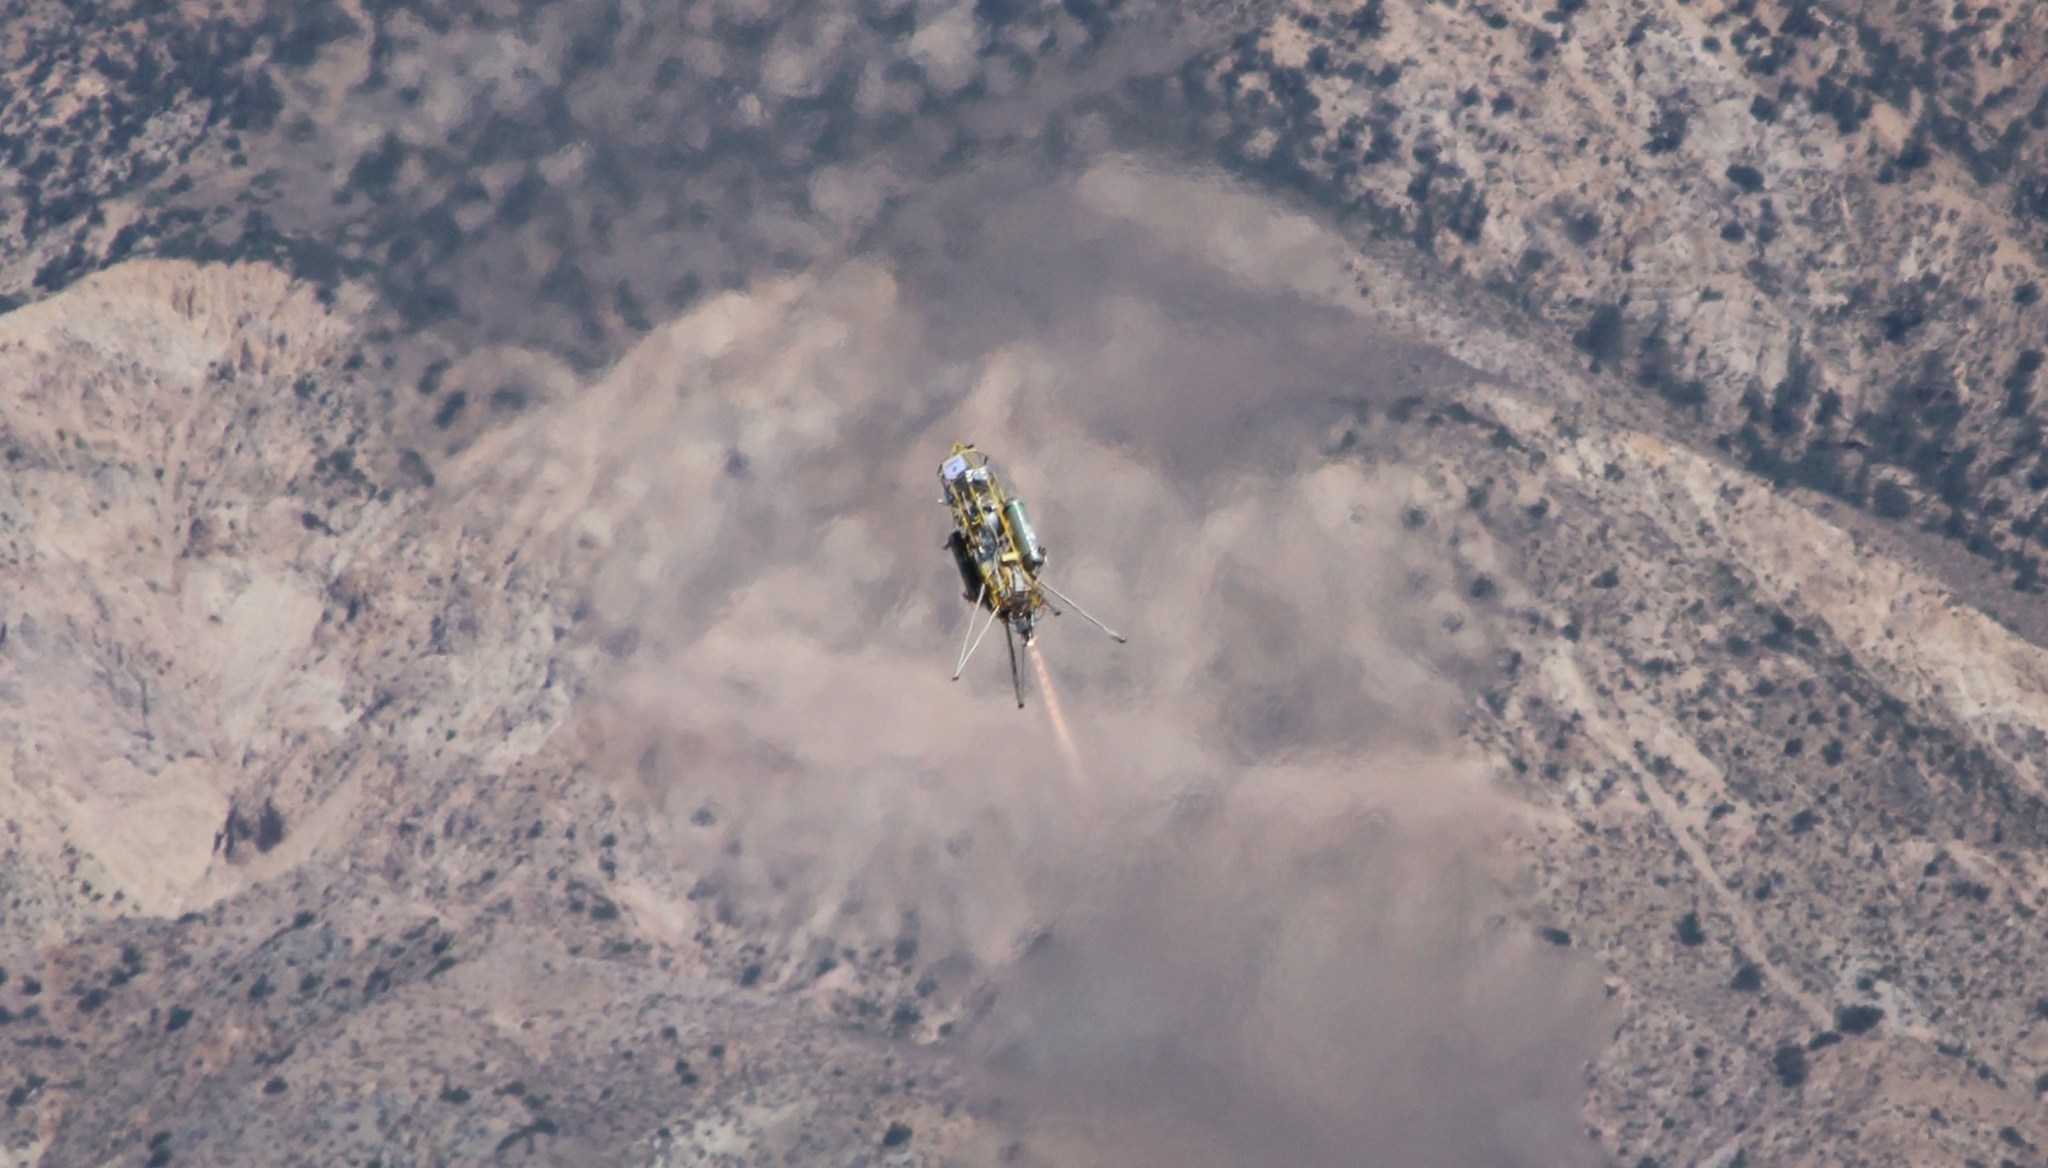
4,1,2048,1166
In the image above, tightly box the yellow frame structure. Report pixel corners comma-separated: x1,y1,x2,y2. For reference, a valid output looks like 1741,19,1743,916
940,441,1047,637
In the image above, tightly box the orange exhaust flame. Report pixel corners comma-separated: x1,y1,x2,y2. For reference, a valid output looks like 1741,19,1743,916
1028,640,1089,791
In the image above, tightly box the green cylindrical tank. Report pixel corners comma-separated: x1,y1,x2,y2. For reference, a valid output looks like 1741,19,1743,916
1003,498,1045,569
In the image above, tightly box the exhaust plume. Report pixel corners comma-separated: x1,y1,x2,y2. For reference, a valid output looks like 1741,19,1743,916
1029,639,1090,792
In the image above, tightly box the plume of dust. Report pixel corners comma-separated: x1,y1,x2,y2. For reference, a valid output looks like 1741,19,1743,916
1028,638,1089,791
490,159,1612,1168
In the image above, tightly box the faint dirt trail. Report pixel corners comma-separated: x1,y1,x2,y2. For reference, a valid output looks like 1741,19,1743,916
1540,646,1830,1028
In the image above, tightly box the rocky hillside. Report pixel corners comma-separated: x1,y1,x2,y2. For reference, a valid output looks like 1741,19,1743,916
1188,0,2048,617
5,1,2048,1166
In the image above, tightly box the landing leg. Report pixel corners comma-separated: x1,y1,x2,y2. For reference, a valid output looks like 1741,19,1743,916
1039,580,1128,643
953,585,998,680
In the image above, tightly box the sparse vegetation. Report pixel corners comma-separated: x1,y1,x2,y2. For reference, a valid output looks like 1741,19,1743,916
1645,105,1689,154
1872,481,1912,520
1772,1043,1809,1088
1574,304,1626,365
347,135,406,195
6,1075,45,1109
495,1117,559,1153
1676,912,1706,947
2,3,2047,1166
1834,1004,1884,1034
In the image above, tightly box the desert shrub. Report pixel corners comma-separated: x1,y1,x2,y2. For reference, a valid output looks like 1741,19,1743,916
264,0,360,68
1769,352,1818,434
1676,912,1706,946
1646,105,1689,154
1779,2,1821,37
1575,304,1626,363
495,1118,558,1152
1879,305,1924,343
254,800,286,852
347,134,405,194
2003,350,2042,417
1772,1042,1808,1087
6,1075,46,1108
1810,75,1870,133
227,70,283,132
1564,209,1602,246
433,392,468,430
1873,480,1913,519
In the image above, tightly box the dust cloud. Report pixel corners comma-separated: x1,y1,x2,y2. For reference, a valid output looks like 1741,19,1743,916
451,153,1606,1165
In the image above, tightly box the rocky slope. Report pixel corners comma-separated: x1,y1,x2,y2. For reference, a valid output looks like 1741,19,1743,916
5,1,2048,1166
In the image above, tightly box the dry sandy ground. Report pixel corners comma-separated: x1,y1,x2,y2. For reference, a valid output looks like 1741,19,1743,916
4,157,2048,1167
